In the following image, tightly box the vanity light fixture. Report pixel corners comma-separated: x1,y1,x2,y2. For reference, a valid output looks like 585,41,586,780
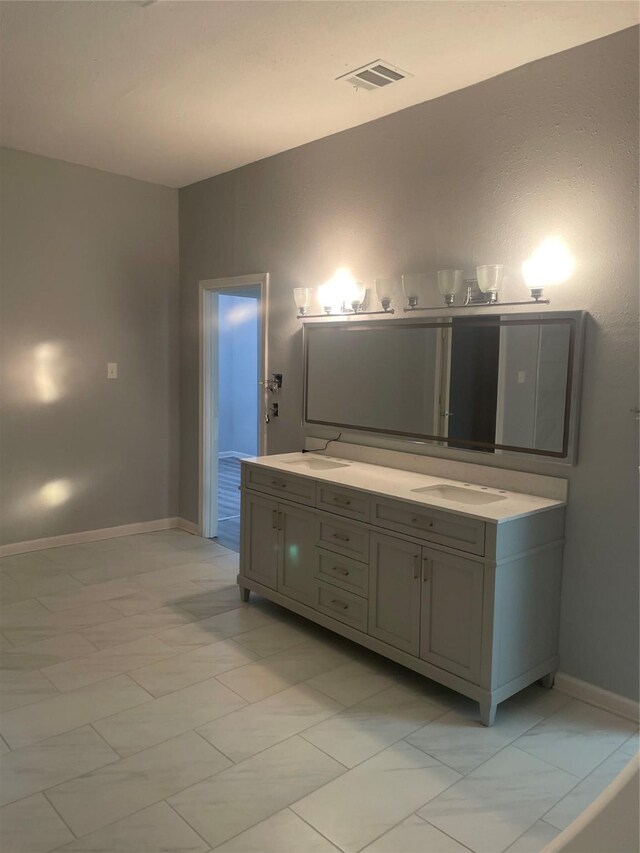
293,287,311,317
374,278,398,312
437,269,464,306
295,267,395,319
522,236,575,301
401,273,429,311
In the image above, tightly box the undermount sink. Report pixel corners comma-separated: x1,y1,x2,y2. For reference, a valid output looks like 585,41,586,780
284,458,351,471
412,484,507,505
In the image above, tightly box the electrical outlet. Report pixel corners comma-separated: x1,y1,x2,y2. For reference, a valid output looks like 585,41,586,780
107,362,118,379
517,371,526,384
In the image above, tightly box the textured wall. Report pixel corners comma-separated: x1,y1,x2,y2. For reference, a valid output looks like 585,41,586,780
179,28,639,699
1,148,179,544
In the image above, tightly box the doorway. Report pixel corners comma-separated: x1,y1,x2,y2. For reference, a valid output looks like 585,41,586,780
200,274,269,549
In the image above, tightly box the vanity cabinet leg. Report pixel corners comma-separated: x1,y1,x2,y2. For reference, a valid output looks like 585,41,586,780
239,586,250,602
540,672,556,689
479,699,497,727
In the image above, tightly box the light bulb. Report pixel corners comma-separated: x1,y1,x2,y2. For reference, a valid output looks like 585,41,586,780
522,237,575,300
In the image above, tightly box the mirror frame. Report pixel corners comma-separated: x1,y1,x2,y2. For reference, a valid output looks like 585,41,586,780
302,311,585,463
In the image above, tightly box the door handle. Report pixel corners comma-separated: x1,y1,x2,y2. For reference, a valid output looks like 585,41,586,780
272,509,278,529
422,558,431,583
413,554,420,580
278,511,284,531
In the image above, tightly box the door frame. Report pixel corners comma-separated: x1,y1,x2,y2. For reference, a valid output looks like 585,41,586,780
199,273,269,538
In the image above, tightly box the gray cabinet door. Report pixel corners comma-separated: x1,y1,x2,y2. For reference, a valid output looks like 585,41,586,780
242,493,278,590
278,502,318,606
420,546,484,684
369,533,421,656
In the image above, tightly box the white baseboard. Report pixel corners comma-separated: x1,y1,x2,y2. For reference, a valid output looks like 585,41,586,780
556,672,640,723
177,517,201,536
0,518,180,557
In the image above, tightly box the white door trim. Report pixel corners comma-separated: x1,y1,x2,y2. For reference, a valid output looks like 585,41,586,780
199,273,269,539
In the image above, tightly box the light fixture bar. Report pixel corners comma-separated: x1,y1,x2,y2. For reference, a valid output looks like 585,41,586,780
297,309,395,319
402,298,550,313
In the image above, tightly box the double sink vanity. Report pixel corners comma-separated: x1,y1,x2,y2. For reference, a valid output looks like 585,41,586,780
237,450,566,726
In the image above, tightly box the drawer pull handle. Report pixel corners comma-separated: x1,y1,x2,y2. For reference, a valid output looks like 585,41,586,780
272,510,278,529
411,516,434,528
333,496,352,506
330,599,349,610
413,554,420,580
332,566,350,576
332,532,351,542
422,558,431,583
271,479,287,489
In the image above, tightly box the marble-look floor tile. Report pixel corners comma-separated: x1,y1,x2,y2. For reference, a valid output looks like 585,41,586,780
69,554,168,586
80,606,198,649
47,730,230,837
302,683,445,768
1,599,122,647
0,668,60,712
197,683,343,761
0,734,9,753
57,801,210,852
41,636,178,692
513,698,637,777
232,621,314,657
306,660,396,708
292,740,461,853
619,728,639,756
215,640,349,703
106,581,209,617
504,820,559,852
38,579,145,612
0,725,118,805
0,550,59,577
0,792,74,852
93,676,246,755
507,684,572,719
215,808,340,852
406,701,542,774
169,735,345,848
0,571,83,604
544,748,634,831
0,632,98,671
128,638,258,697
418,746,578,853
132,556,237,589
177,583,243,619
0,674,151,748
155,606,273,651
361,814,469,852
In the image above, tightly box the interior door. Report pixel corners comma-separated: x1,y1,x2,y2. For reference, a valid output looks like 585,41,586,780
420,546,484,683
368,532,421,655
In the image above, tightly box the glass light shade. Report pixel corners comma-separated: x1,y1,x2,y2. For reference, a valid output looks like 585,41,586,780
293,287,311,315
401,273,429,308
374,278,398,311
317,267,356,314
346,280,366,309
476,264,504,294
437,269,464,305
522,237,575,297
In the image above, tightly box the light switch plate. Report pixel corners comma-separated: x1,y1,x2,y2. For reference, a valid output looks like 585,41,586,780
107,362,118,379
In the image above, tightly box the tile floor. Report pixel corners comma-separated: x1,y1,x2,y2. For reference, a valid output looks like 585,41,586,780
0,530,637,853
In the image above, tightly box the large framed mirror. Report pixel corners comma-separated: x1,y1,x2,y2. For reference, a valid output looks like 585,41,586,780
302,312,585,461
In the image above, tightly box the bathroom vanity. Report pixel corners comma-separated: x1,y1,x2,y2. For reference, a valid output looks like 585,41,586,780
237,451,566,725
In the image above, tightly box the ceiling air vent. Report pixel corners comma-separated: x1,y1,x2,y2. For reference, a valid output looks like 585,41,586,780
337,60,411,91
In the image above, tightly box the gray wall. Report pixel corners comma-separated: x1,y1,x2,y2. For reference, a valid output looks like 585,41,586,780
1,148,179,544
178,28,639,701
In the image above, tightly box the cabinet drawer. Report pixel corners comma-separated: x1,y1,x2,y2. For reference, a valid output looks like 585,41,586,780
318,516,369,562
314,581,368,632
371,498,485,556
244,466,315,506
316,548,368,597
316,484,370,523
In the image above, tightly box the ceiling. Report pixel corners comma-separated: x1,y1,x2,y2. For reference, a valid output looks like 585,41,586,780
0,1,637,188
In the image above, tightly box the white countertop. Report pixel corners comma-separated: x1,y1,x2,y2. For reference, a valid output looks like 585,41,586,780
243,452,565,524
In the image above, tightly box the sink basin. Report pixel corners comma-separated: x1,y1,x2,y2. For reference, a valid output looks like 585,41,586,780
411,484,507,505
284,458,351,471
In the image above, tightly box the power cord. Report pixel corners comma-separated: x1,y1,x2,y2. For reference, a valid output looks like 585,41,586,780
302,433,342,454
